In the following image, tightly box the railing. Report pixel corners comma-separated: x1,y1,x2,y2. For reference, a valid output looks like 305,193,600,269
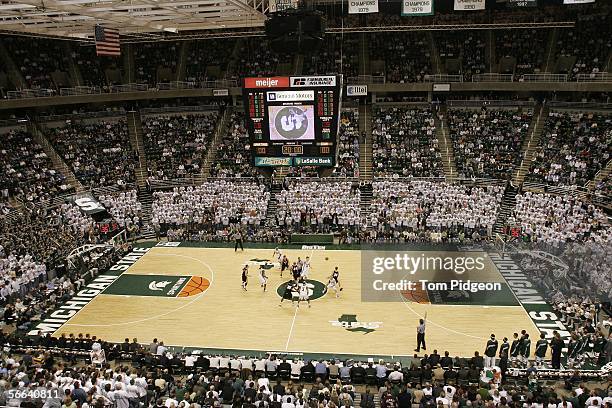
371,176,506,187
6,88,57,99
472,73,514,82
521,73,568,82
423,74,463,83
148,176,263,190
38,109,127,123
345,75,386,85
447,100,536,108
522,181,590,197
547,101,612,110
59,86,103,96
576,72,612,82
110,83,150,93
140,105,221,115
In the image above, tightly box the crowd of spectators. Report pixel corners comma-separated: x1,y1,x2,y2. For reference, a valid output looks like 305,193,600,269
494,29,547,76
372,106,442,178
436,31,487,81
554,12,611,79
133,42,180,85
210,112,258,178
3,36,70,90
232,39,285,78
448,108,532,180
98,189,143,229
71,45,122,88
274,180,360,233
151,181,270,240
366,181,503,242
0,128,73,204
143,112,219,180
302,35,360,78
46,120,137,188
370,32,432,83
526,111,611,187
506,192,610,247
185,39,236,83
332,110,360,178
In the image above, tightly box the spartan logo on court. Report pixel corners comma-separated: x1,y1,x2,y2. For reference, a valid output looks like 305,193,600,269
149,281,171,291
246,258,276,270
329,314,382,335
276,279,327,301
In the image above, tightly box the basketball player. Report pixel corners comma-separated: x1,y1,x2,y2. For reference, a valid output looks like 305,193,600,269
292,262,301,281
534,333,548,367
279,281,298,307
273,247,282,265
259,266,268,292
301,256,311,279
484,334,498,368
297,281,311,308
327,267,343,297
241,265,249,291
280,255,289,278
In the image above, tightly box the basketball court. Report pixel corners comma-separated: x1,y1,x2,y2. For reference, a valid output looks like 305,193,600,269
52,243,540,359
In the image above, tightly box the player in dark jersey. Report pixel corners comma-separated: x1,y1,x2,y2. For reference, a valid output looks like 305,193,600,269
327,267,342,297
280,255,289,277
241,265,249,291
534,333,548,367
279,281,299,307
510,332,520,363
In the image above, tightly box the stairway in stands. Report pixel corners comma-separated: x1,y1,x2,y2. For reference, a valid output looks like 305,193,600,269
201,106,232,178
359,182,373,224
493,184,518,235
30,121,84,193
434,106,457,181
358,103,373,181
514,104,547,185
265,183,282,227
126,110,155,239
588,158,612,191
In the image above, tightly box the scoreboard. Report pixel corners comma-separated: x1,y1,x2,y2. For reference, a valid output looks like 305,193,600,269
243,75,342,167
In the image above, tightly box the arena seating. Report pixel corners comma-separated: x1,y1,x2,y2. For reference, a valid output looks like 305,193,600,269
436,31,487,81
232,39,286,78
508,191,610,246
554,12,611,78
372,106,442,178
210,111,258,178
185,39,236,83
370,32,432,83
332,110,360,178
45,120,137,188
302,34,359,78
98,189,143,229
275,180,360,233
71,45,122,87
3,36,70,90
526,111,611,187
0,128,73,203
448,107,532,180
133,42,180,85
494,29,547,76
142,112,219,180
151,181,270,239
367,180,503,242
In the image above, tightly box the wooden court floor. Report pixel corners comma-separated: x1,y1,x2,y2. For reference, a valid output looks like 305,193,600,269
55,247,539,358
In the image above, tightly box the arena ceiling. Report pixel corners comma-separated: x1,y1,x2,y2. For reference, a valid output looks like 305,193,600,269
0,0,268,40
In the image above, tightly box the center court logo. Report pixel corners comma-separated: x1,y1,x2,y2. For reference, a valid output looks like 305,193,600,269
329,314,382,334
276,280,327,301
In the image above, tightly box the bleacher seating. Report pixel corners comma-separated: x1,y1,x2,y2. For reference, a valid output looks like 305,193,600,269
370,32,432,83
210,111,257,178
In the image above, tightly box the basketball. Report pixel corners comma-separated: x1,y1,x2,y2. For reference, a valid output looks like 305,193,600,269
178,276,210,297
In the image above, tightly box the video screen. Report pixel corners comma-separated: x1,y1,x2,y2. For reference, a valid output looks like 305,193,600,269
268,105,315,141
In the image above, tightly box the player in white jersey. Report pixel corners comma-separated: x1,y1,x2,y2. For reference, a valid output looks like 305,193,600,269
297,281,311,308
300,256,311,279
273,247,282,265
327,267,342,298
258,266,268,292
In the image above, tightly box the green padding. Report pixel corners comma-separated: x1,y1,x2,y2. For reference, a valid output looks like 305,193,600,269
428,283,519,306
290,234,334,244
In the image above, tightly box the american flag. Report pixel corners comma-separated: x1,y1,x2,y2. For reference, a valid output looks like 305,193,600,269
95,25,120,57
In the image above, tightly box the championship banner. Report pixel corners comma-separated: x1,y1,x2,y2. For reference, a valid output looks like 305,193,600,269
507,0,537,6
269,0,298,12
454,0,485,10
348,0,378,14
563,0,595,3
401,0,434,16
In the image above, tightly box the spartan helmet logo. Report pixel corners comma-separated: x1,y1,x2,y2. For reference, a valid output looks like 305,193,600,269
148,281,171,291
275,106,309,139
